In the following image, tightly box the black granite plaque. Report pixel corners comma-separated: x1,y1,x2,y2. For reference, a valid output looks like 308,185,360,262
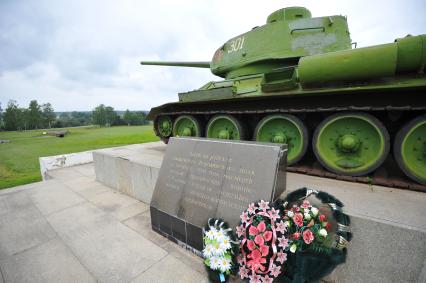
150,137,287,252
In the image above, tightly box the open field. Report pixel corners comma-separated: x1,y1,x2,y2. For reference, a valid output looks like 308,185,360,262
0,125,158,189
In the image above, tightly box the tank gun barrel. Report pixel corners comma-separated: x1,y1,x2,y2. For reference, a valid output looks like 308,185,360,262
140,61,210,68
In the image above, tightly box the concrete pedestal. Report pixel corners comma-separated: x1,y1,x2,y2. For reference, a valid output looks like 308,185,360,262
93,142,426,283
93,143,164,204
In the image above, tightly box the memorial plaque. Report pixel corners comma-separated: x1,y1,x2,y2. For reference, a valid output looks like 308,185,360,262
150,137,287,252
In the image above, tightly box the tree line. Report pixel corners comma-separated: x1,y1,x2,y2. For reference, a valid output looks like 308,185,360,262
91,104,148,127
0,101,148,131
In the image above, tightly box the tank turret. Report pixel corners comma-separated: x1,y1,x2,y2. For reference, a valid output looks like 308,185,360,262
211,7,351,79
141,7,426,187
143,7,352,79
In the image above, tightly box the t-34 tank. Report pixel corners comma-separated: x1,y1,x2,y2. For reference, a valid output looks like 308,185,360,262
141,7,426,187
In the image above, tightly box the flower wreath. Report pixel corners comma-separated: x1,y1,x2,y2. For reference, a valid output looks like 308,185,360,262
277,187,352,282
283,197,332,255
236,200,288,283
202,218,238,282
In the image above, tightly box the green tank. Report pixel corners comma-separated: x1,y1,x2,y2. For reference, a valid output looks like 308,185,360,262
141,7,426,186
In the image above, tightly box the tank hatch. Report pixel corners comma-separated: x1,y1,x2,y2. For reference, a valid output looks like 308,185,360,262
267,7,312,23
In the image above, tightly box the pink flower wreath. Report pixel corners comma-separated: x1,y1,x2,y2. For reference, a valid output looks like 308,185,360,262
236,200,288,283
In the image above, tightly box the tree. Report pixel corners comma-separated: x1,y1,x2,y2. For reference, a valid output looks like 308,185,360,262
135,111,148,125
0,102,3,129
92,105,122,126
92,104,107,126
28,100,42,129
122,110,148,126
106,106,122,126
59,112,70,119
123,109,135,126
70,111,91,126
3,100,23,131
41,103,56,128
21,108,30,131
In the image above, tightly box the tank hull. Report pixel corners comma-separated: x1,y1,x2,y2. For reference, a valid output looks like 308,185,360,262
148,80,426,191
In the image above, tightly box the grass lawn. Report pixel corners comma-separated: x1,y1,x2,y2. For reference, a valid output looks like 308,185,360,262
0,125,159,189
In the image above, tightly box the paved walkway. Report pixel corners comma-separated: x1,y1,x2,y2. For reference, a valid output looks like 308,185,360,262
0,164,211,283
1,161,425,283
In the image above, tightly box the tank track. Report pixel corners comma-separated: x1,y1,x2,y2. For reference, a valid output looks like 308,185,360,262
153,92,426,192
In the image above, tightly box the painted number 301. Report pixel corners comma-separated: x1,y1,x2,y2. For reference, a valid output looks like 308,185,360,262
228,36,245,53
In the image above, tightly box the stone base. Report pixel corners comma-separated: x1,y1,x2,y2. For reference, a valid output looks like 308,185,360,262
39,150,94,180
93,142,426,283
93,143,165,204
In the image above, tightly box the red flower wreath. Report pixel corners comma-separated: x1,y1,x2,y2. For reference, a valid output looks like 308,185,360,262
236,200,288,283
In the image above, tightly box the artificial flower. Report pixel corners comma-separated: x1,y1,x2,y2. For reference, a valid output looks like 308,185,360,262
249,274,261,283
205,229,216,240
270,264,281,277
249,221,273,244
275,220,287,234
219,257,232,273
262,275,273,283
239,266,249,279
240,211,250,223
319,214,326,222
214,229,226,243
219,237,232,250
247,240,269,256
212,244,225,256
301,199,311,209
258,200,270,212
311,207,319,216
319,228,328,237
304,212,311,220
276,251,287,264
293,213,304,227
268,208,280,222
292,232,300,240
203,244,214,258
247,249,267,272
209,256,221,270
303,229,315,244
290,244,297,253
287,210,294,217
278,236,289,249
236,225,245,238
247,203,256,214
237,255,244,265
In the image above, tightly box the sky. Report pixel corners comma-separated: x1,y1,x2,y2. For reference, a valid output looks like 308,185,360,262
0,0,425,112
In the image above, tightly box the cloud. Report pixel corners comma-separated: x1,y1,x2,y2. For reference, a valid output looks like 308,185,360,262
0,0,425,111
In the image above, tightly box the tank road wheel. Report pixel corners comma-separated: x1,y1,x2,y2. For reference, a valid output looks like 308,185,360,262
313,113,390,176
156,115,173,139
173,115,202,137
206,115,245,140
393,115,426,185
254,114,308,165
